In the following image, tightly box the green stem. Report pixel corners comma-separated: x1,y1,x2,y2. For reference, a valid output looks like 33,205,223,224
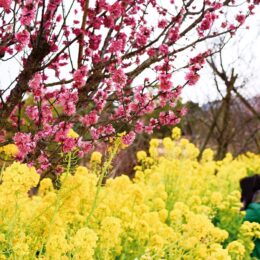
38,152,72,257
85,141,120,226
0,161,6,182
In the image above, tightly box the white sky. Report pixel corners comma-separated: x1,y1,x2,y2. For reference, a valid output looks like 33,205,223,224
181,14,260,105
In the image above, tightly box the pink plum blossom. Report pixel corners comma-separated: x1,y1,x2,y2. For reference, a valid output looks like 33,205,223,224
0,0,11,10
121,131,136,146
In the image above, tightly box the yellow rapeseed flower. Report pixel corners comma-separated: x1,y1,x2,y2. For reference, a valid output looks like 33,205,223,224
150,138,160,147
227,241,245,259
90,151,102,164
136,150,147,162
0,144,19,157
67,128,79,139
0,132,258,259
171,127,181,140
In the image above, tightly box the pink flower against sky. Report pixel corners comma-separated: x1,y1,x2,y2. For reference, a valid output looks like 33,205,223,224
112,68,127,86
185,71,200,86
16,30,30,45
0,0,11,10
20,4,36,26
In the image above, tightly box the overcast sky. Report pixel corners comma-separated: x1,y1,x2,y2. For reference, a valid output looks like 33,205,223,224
181,13,260,105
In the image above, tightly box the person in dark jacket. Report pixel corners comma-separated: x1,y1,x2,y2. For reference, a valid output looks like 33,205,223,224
240,174,260,259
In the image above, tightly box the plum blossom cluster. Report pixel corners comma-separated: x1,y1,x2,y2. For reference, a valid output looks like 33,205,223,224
13,133,36,160
0,0,259,172
73,66,88,89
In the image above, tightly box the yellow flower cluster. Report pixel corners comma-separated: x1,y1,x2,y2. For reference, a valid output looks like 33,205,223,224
90,151,102,164
67,128,79,139
0,144,19,158
0,128,259,259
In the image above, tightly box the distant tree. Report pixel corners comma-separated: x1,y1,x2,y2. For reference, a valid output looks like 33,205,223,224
181,48,260,160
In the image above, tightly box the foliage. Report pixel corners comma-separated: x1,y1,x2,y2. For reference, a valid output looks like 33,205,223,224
0,129,259,259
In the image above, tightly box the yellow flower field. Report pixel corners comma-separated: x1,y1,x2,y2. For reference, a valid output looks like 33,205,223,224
0,129,259,259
